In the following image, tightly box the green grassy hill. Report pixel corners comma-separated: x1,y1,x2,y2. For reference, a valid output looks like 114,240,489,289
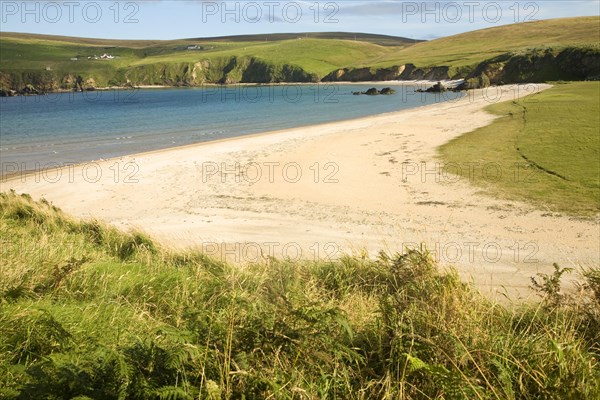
0,30,417,47
0,31,415,75
371,16,600,70
326,16,600,82
1,16,599,91
0,31,406,88
185,32,421,46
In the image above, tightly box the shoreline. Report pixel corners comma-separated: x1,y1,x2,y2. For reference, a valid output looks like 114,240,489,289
0,79,462,98
2,86,467,182
4,84,598,300
1,103,437,181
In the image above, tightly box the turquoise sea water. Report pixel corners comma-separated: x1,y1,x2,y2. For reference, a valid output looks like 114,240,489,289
0,84,462,171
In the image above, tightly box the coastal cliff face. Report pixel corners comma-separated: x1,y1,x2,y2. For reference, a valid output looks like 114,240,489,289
323,47,600,87
456,47,600,90
322,64,452,82
0,56,319,95
0,70,105,95
123,57,318,86
1,47,598,95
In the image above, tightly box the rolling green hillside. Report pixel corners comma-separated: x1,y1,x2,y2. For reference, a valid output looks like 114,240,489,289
370,16,600,70
0,31,413,76
1,16,599,92
0,33,402,89
186,32,421,46
326,16,600,82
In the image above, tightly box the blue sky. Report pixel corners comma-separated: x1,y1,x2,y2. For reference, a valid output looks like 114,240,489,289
1,1,598,40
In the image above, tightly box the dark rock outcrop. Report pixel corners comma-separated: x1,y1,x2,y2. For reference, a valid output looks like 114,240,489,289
454,47,600,90
417,81,447,93
0,88,17,97
454,73,491,91
326,46,598,89
399,64,451,81
21,84,39,95
397,64,419,79
353,87,396,96
323,64,451,82
373,66,406,81
324,68,375,82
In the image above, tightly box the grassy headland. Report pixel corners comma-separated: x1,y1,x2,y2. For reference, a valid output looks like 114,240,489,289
0,34,397,85
439,82,600,216
1,16,598,91
369,16,600,71
1,191,599,399
0,32,407,89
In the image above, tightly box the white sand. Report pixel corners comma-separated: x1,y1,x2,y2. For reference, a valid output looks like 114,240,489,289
4,84,599,299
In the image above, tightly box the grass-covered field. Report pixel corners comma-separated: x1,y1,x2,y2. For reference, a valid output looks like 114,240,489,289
0,33,400,81
1,191,599,399
439,82,600,216
369,16,600,73
1,16,598,83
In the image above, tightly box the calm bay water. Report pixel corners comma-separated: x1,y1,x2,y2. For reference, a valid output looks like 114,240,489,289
0,84,462,170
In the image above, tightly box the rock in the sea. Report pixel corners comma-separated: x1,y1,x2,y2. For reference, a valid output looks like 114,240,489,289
417,81,447,93
353,87,397,96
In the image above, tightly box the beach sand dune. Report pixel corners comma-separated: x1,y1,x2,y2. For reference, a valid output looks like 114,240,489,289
5,84,599,299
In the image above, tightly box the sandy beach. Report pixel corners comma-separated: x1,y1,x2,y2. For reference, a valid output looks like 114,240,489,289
4,84,599,299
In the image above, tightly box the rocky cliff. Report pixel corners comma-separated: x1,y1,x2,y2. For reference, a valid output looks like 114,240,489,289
322,64,452,82
455,47,600,90
0,56,319,95
122,57,318,86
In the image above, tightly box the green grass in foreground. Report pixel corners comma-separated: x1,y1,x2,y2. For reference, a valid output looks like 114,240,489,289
1,191,599,399
439,82,600,216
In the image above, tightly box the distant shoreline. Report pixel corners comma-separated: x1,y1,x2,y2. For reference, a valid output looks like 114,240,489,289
0,80,464,97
